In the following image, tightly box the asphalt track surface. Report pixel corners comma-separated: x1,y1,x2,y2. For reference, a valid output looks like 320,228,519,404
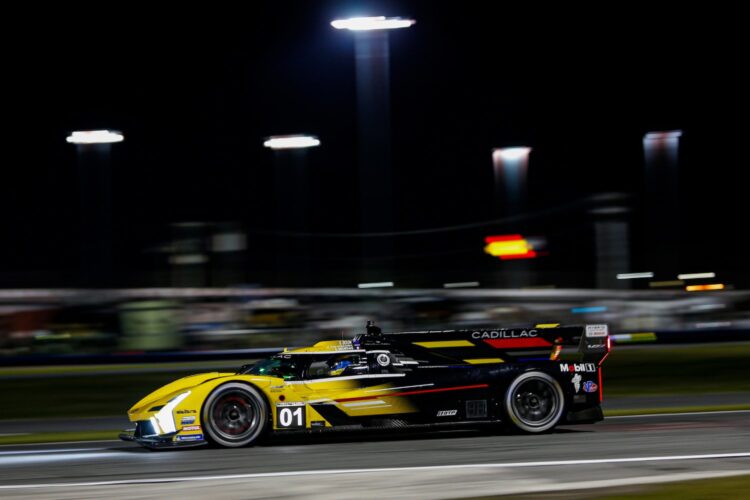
2,411,750,499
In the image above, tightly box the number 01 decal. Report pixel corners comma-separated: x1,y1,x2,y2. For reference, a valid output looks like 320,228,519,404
276,403,306,429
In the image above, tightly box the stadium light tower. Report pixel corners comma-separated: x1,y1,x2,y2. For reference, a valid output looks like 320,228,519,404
643,130,682,276
332,14,415,283
263,134,320,150
263,134,320,285
492,147,531,217
331,16,415,31
490,147,533,288
67,129,124,286
66,129,124,144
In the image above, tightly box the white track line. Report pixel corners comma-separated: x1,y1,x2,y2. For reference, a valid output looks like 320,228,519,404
0,452,128,466
1,452,749,489
0,439,120,448
0,448,101,456
607,409,750,419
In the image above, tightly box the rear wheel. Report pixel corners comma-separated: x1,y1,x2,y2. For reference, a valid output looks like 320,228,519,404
504,371,565,433
203,383,268,447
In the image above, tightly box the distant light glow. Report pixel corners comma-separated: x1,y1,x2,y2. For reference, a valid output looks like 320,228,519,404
168,254,208,266
263,135,320,150
571,306,608,314
357,281,394,289
612,332,657,343
695,321,732,329
649,280,684,288
443,281,480,288
616,272,654,280
678,272,716,280
644,130,682,141
686,283,725,292
492,147,532,161
485,234,523,242
331,16,415,31
484,234,537,260
66,130,124,144
211,232,247,253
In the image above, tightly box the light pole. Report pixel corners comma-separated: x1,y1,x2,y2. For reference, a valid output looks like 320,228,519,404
491,147,532,288
590,204,632,289
492,147,531,216
643,130,682,276
332,15,415,283
263,134,320,285
67,129,123,286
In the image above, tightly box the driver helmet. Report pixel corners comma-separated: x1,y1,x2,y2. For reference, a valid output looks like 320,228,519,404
329,358,352,376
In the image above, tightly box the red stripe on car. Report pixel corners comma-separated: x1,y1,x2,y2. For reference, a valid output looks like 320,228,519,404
483,338,552,349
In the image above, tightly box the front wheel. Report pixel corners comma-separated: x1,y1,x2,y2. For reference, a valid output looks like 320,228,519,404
203,383,268,447
504,371,565,433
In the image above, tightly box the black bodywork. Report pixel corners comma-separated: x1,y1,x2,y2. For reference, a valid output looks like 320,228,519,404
304,323,608,429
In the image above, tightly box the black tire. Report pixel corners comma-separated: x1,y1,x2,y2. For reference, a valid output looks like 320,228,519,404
202,383,268,448
504,371,565,433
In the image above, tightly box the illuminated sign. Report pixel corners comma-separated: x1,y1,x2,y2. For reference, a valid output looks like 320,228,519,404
484,235,537,260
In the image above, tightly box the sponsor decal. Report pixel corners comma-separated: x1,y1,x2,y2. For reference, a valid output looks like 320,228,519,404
182,425,201,431
276,401,305,407
471,329,538,339
311,420,326,428
437,410,458,417
559,363,597,373
571,373,582,393
180,416,196,425
376,353,391,367
176,409,196,414
586,343,606,350
175,434,203,442
583,381,599,393
585,324,608,338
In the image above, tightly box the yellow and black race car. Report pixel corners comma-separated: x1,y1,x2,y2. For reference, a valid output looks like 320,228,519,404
120,322,610,448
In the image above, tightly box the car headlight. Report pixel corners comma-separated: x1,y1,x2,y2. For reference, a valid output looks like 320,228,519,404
150,391,191,434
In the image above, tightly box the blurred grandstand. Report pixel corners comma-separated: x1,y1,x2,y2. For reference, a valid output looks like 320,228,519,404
2,287,749,361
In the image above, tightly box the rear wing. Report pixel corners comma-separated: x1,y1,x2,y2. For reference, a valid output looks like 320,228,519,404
578,324,611,364
356,323,611,366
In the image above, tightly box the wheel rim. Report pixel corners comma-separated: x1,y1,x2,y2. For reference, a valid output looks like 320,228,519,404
511,378,559,428
210,390,260,441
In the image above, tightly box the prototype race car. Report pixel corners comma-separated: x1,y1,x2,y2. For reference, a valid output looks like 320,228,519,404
120,322,610,448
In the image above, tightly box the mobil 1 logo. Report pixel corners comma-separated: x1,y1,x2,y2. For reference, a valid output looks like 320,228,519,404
559,363,597,373
276,402,306,429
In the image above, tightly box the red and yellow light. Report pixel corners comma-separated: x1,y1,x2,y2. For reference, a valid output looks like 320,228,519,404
484,234,537,260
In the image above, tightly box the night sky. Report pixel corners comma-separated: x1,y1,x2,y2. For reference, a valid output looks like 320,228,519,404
2,2,747,287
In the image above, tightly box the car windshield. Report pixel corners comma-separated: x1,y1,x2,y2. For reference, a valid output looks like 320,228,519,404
241,355,302,380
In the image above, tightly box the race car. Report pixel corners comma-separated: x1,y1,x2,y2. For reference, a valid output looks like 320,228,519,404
120,322,610,448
